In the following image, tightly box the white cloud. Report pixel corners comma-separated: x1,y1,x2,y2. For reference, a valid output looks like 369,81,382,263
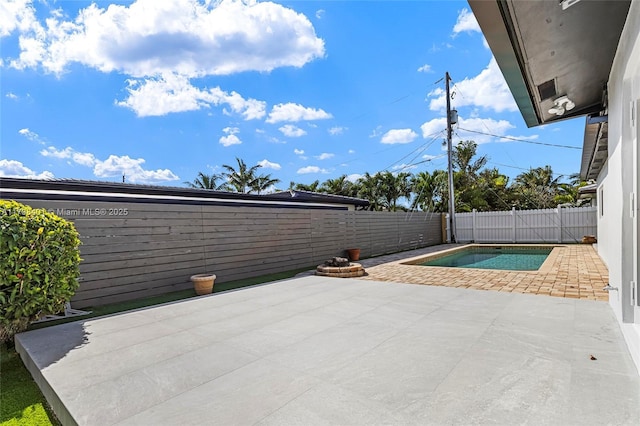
220,127,241,146
219,135,241,147
316,153,334,160
268,136,286,144
294,149,307,159
348,149,355,154
258,159,281,170
94,154,179,183
454,118,515,144
392,163,417,172
18,128,45,144
452,8,481,35
422,154,437,161
6,92,18,99
266,103,332,123
222,126,240,135
427,58,517,113
40,146,97,166
328,126,346,135
369,125,383,138
297,165,328,174
0,0,41,38
72,152,98,167
346,173,361,183
0,159,53,179
419,118,447,139
381,128,418,145
38,145,179,183
117,73,266,118
417,64,432,73
420,116,518,145
279,124,307,137
8,0,325,77
315,9,325,19
495,134,539,143
429,42,453,53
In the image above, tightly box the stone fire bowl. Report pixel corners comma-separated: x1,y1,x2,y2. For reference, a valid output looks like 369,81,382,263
316,262,365,278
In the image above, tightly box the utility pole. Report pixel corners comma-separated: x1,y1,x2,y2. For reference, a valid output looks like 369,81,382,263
445,72,457,243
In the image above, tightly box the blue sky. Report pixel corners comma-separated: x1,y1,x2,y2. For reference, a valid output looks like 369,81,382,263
1,0,585,188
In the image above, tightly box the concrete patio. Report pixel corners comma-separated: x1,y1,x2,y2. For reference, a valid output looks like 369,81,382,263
16,273,640,425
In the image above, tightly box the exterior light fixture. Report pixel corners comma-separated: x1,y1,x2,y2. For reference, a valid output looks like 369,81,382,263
548,95,576,116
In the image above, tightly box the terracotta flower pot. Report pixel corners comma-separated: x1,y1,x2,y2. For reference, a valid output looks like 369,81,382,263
346,248,361,261
190,273,216,295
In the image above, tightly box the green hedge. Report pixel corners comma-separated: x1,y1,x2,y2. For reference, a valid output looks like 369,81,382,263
1,200,81,343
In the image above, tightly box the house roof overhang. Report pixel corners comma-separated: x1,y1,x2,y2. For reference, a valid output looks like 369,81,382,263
468,0,630,179
270,190,370,208
0,178,365,210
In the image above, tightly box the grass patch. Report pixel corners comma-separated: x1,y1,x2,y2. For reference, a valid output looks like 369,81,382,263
28,266,313,331
0,345,59,426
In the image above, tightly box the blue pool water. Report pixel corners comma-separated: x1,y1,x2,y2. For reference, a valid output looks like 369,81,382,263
419,248,552,271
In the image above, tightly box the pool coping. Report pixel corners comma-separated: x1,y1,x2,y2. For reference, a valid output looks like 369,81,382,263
398,243,563,273
359,243,609,301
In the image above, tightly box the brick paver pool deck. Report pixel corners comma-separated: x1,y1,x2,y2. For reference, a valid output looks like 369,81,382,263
356,243,610,301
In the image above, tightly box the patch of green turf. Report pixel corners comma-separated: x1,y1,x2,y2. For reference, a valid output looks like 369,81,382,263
212,268,311,293
28,266,314,331
0,345,59,426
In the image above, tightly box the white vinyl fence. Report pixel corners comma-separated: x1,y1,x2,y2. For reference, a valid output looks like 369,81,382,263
454,206,597,243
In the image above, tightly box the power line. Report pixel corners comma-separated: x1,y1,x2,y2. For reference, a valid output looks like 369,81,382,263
381,129,446,172
392,154,447,173
457,127,582,150
450,83,535,170
487,161,572,178
345,77,446,123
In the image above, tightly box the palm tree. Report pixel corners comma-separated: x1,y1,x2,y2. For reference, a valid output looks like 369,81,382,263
554,173,589,206
221,157,261,193
477,168,512,211
289,180,321,192
356,172,383,211
512,166,561,209
319,175,355,197
377,171,412,211
411,170,447,212
252,174,280,195
452,140,490,212
184,172,223,190
453,140,488,177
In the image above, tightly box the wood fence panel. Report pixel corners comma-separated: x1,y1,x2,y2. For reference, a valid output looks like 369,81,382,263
8,198,443,307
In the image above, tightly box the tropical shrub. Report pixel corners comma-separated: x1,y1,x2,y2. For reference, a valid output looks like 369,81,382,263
0,200,81,343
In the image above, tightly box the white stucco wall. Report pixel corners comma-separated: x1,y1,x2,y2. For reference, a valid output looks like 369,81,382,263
601,0,640,373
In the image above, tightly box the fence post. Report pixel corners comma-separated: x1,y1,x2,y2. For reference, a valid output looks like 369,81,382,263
441,213,448,243
472,209,477,242
557,204,562,243
512,207,517,243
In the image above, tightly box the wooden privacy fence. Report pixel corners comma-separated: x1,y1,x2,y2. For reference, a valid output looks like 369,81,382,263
14,199,443,308
454,206,597,243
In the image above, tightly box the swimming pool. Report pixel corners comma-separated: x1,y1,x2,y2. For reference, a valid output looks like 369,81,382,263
413,246,554,271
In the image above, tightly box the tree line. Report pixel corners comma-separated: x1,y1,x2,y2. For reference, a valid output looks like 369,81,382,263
186,142,589,212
